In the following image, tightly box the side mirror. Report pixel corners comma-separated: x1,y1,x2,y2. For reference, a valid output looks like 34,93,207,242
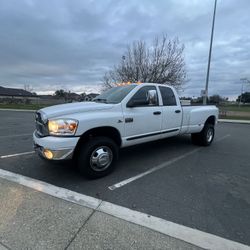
146,90,157,105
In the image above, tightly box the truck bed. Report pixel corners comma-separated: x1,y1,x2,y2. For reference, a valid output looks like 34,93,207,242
180,105,218,134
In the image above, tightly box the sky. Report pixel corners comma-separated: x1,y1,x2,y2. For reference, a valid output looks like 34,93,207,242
0,0,250,99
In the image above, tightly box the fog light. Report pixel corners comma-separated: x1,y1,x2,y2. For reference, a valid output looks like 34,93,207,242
44,149,53,159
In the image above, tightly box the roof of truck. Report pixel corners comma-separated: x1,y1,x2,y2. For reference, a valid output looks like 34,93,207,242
116,82,172,86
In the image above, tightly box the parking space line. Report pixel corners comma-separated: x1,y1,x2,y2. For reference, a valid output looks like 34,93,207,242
109,134,231,190
109,148,200,190
0,133,32,138
0,168,248,250
0,151,35,159
214,134,231,141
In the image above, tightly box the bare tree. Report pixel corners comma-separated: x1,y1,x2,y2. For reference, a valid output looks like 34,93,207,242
24,84,33,92
103,35,186,90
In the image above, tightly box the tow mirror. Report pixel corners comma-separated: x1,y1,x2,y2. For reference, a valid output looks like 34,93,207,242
147,90,157,105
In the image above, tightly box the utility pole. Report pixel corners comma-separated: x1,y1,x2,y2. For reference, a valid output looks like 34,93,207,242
203,0,217,105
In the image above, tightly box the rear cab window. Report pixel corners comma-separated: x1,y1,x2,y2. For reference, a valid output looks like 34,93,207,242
159,86,177,106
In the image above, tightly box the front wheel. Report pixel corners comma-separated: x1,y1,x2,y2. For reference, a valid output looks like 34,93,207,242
76,136,118,179
191,124,215,146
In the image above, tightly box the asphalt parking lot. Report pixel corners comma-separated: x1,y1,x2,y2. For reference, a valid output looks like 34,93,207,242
0,110,250,246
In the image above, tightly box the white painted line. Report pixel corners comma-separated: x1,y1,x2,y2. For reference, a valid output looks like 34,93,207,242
0,108,35,112
98,201,250,250
109,148,200,190
109,134,231,190
0,169,101,210
215,134,231,142
0,168,248,250
0,151,35,159
0,133,31,139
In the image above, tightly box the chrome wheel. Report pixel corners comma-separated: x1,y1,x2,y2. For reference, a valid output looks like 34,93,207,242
206,128,214,143
90,146,113,171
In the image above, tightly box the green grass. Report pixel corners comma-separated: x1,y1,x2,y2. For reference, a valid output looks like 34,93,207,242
0,103,48,110
219,105,250,112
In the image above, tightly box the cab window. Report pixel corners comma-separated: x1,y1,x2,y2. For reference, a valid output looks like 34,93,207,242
128,86,158,107
159,86,177,106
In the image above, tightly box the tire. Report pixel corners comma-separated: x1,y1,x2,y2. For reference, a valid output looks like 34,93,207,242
191,124,215,146
76,136,118,179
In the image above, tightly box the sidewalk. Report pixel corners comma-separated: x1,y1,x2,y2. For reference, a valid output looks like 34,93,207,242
1,170,250,250
0,177,200,250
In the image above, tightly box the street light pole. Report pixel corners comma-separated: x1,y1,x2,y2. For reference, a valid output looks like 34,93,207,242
203,0,218,105
239,79,244,107
239,78,250,106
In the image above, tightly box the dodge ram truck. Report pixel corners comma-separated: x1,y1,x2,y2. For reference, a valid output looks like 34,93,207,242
33,83,218,178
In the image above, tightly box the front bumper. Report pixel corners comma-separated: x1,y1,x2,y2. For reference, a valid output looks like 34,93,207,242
33,131,80,160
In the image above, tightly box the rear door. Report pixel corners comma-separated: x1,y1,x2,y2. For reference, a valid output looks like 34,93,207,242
159,86,182,137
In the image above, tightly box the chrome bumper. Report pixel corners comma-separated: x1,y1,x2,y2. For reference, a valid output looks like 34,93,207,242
33,131,79,160
34,144,74,160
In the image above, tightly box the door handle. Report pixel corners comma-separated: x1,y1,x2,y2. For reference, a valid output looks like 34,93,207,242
153,111,161,115
175,110,181,113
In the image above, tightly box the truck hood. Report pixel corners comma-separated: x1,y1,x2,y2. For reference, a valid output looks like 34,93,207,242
39,102,114,119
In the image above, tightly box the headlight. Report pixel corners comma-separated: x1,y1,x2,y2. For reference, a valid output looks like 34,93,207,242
48,119,78,136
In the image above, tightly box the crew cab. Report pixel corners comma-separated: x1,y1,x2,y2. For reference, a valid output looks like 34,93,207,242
33,83,218,178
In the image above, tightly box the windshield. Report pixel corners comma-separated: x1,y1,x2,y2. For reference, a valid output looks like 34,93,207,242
93,85,136,104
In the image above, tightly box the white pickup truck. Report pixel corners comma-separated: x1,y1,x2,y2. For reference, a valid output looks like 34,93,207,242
33,83,218,178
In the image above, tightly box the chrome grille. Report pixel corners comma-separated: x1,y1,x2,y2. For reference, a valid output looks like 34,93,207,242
35,112,48,137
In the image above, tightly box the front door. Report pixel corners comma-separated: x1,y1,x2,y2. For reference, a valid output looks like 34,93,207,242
123,86,162,143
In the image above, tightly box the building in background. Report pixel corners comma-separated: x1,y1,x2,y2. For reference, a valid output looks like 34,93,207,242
0,85,100,105
0,86,39,104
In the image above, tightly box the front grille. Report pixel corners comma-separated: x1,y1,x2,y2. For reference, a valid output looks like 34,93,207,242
35,112,48,137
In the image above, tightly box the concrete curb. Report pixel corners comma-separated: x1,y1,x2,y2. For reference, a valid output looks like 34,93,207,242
0,168,249,250
218,119,250,124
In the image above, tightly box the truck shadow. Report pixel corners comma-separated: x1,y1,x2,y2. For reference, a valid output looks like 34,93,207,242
47,134,194,174
120,135,193,161
0,135,196,191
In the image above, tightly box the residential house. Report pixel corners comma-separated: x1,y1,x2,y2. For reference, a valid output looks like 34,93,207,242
0,86,39,103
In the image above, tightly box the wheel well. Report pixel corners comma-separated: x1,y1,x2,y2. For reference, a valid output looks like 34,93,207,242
74,126,122,158
205,116,216,126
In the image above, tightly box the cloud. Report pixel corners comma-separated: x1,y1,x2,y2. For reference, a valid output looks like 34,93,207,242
0,0,249,99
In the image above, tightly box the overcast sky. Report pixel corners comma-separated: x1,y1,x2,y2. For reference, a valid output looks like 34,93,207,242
0,0,249,99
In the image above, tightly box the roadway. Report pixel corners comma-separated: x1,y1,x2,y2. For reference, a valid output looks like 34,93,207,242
0,110,249,246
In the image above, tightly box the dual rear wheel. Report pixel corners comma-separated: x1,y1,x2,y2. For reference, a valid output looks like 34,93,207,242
191,123,215,146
